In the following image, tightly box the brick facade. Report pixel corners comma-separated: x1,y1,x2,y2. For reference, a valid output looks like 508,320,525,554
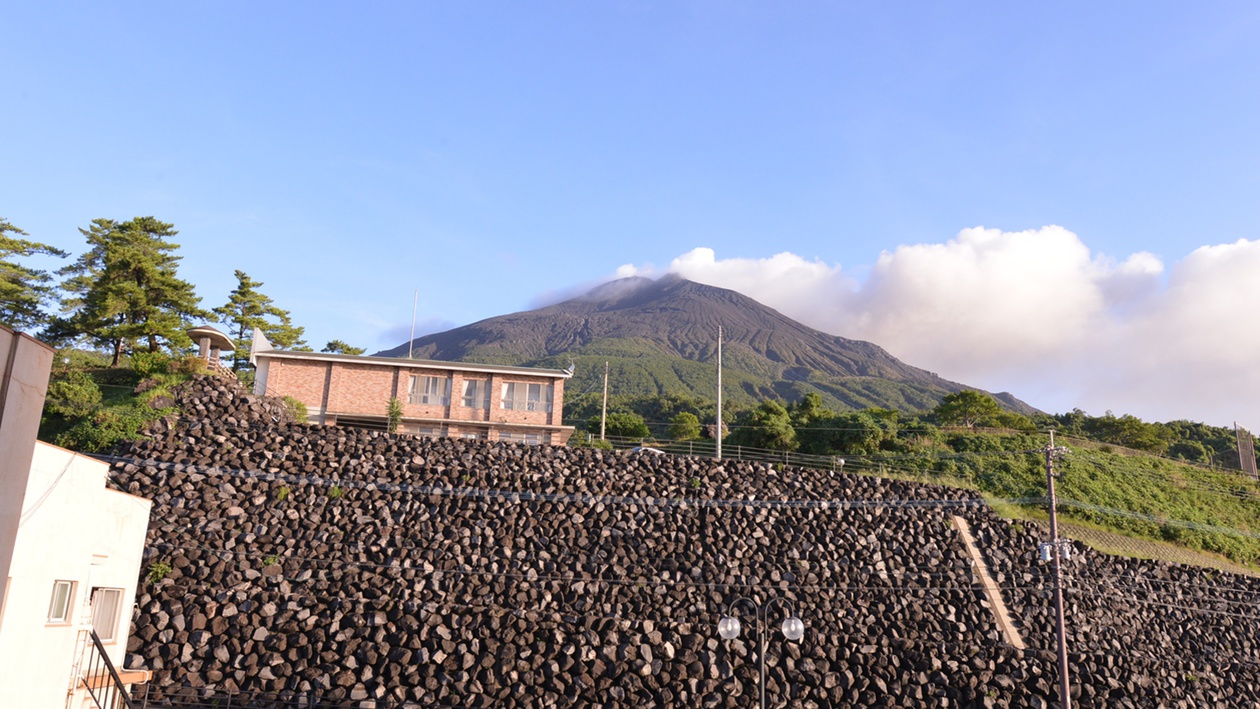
255,351,574,445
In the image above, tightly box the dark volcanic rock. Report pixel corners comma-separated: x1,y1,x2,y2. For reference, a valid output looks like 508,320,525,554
112,378,1260,707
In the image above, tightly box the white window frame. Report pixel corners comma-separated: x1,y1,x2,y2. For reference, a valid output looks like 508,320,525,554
461,379,490,409
409,375,451,406
90,587,124,643
47,580,75,624
502,382,552,413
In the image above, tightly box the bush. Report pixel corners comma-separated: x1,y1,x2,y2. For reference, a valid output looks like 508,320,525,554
165,355,207,375
130,351,172,378
54,405,167,453
44,371,102,419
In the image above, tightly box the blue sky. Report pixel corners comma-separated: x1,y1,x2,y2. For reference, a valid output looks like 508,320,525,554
4,2,1259,429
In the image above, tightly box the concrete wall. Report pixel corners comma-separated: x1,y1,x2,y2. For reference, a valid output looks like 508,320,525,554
0,443,152,709
0,326,55,607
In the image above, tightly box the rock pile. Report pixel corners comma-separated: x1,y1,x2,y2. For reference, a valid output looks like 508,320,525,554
110,377,1260,707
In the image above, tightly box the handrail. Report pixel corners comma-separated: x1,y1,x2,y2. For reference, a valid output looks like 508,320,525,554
80,627,136,709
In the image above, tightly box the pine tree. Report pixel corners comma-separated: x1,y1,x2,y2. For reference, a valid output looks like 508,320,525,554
322,339,366,355
214,270,307,370
0,217,68,331
54,217,208,365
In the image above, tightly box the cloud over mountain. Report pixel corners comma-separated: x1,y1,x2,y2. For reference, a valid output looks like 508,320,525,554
631,227,1257,430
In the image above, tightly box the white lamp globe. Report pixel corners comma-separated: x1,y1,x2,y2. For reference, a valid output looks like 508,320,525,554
781,616,805,641
718,616,741,640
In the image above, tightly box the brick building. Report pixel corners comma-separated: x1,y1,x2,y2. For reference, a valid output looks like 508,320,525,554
250,331,574,445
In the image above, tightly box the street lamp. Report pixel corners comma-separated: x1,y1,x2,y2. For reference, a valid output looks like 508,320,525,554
717,596,805,709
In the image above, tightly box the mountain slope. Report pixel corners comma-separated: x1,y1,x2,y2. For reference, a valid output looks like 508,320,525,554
379,275,1034,413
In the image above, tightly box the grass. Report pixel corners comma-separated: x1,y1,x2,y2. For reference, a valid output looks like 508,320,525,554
749,428,1260,571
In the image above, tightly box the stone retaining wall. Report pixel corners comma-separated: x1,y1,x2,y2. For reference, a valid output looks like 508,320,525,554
110,376,1260,707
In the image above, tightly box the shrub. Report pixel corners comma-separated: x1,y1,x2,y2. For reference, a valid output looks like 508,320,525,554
130,351,172,378
44,371,102,419
54,405,167,453
165,355,208,375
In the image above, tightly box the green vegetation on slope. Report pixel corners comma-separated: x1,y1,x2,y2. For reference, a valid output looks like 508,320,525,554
39,349,206,452
567,390,1260,568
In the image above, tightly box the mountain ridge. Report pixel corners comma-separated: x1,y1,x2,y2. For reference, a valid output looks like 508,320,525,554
377,276,1036,414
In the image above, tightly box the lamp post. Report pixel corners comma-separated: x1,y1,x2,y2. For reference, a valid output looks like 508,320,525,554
1041,431,1073,709
717,596,805,709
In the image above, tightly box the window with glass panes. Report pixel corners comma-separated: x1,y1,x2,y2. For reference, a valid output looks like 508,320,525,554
90,587,124,642
47,580,75,624
409,375,451,405
461,379,490,409
501,382,552,412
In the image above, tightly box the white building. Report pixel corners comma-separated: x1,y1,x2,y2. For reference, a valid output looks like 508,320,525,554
0,326,153,708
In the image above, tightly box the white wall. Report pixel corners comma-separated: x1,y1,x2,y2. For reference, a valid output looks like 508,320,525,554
0,442,152,709
0,327,55,605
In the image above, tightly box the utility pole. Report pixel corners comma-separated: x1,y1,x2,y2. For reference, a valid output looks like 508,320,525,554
715,326,723,461
1042,430,1072,709
600,361,609,440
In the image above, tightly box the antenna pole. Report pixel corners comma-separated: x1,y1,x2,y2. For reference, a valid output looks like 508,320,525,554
715,326,723,461
408,289,418,359
600,361,609,440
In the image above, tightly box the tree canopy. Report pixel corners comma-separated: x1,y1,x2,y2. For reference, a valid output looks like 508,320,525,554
322,339,366,355
0,217,67,331
586,411,651,440
52,217,207,365
668,411,702,441
214,270,307,370
728,400,798,451
933,390,1004,428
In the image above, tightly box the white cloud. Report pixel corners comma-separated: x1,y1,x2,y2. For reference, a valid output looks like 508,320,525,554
669,247,856,327
610,228,1259,431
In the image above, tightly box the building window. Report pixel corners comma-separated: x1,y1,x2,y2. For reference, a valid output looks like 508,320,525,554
499,430,543,445
461,379,490,409
501,382,552,413
459,427,487,440
90,588,124,642
409,375,450,405
415,425,446,438
47,580,75,624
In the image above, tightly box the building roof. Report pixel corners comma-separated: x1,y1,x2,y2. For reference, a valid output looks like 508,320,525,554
253,348,574,379
186,326,235,352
